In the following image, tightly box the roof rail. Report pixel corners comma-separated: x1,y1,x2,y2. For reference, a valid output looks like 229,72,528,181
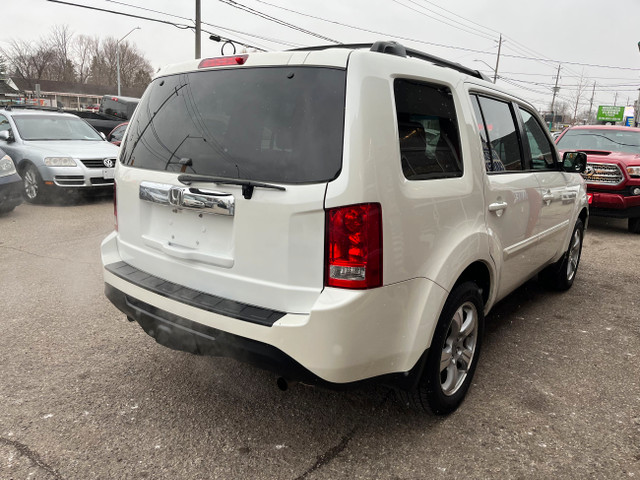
288,41,491,81
1,104,64,113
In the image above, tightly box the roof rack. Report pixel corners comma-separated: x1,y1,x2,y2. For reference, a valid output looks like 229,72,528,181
289,41,491,82
1,104,65,113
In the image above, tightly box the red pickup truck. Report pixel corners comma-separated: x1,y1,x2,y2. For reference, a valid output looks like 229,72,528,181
556,125,640,233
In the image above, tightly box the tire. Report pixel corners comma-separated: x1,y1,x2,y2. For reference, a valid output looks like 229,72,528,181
629,218,640,234
398,281,484,415
22,163,47,203
539,219,584,291
0,205,16,215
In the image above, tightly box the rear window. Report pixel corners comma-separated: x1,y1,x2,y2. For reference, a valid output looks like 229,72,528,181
394,79,462,180
557,128,640,154
121,67,346,184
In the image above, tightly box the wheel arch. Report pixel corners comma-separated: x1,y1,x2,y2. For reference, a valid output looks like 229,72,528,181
452,260,492,308
578,206,588,229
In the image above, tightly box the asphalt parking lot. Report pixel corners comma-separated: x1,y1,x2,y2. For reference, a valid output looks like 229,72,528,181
1,198,639,479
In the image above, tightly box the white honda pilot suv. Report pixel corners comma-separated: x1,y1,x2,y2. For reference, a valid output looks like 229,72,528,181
101,41,588,414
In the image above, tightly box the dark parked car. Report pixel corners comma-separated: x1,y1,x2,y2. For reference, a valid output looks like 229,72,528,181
107,122,128,146
556,125,640,233
0,148,23,214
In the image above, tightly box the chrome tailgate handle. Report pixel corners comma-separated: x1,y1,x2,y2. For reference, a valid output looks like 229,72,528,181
140,182,235,216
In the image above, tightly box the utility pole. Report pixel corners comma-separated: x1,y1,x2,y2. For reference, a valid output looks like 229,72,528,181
195,0,201,59
493,34,502,83
588,81,596,124
550,64,561,128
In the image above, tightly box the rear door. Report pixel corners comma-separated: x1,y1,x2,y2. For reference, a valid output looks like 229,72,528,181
115,65,347,314
471,94,542,298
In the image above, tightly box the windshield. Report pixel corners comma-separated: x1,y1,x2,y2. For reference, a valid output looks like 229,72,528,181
13,115,103,141
121,66,346,184
557,128,640,154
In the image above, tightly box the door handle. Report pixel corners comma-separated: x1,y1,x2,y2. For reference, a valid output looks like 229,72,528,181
488,201,508,214
542,192,554,205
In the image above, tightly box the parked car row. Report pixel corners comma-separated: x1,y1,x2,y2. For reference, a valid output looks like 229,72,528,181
0,106,121,208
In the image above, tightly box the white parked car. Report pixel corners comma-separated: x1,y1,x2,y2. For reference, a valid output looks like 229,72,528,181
101,41,588,414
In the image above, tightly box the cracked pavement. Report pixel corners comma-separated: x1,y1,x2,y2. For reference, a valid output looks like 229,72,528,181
1,199,639,479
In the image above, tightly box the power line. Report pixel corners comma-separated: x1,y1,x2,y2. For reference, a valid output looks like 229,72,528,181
391,0,496,42
103,0,302,48
246,0,640,72
47,0,272,52
218,0,339,44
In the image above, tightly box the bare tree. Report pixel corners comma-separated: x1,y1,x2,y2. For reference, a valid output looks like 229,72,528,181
1,37,55,80
88,37,152,88
73,35,99,84
2,25,153,89
569,71,590,125
49,25,75,82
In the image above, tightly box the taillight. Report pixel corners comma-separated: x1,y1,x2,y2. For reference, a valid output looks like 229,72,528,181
114,180,118,231
325,203,382,289
198,55,248,68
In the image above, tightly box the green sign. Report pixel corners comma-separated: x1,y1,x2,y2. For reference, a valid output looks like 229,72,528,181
597,105,625,122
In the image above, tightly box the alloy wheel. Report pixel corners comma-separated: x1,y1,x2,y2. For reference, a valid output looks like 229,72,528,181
566,228,582,282
440,301,478,396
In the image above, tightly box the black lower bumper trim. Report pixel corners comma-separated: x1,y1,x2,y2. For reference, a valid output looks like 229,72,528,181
589,205,640,219
105,261,285,327
104,283,427,391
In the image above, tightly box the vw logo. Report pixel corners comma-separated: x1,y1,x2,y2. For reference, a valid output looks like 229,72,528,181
103,158,115,168
168,187,184,207
584,165,595,177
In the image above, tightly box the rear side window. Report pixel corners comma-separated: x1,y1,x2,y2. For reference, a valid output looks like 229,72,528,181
518,107,557,170
394,79,462,180
475,96,522,172
121,67,346,184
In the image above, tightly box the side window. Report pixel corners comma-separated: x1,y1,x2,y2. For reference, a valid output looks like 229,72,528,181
394,79,462,180
476,96,523,172
470,95,493,172
518,107,557,171
0,114,10,133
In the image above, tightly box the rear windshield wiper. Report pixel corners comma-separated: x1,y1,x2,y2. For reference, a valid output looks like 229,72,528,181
178,173,286,200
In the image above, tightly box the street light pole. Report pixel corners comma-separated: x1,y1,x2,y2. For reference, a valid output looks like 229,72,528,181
117,27,140,97
473,60,496,83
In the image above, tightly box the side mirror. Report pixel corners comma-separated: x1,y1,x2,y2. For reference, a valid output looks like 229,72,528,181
0,130,13,143
562,151,587,174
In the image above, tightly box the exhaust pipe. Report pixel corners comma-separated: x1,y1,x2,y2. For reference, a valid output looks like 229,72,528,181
276,377,297,391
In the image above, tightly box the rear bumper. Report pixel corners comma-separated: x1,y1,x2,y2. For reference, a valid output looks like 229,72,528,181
105,283,429,390
101,234,447,387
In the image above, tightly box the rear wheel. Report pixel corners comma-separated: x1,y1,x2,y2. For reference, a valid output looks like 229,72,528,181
22,163,47,203
398,281,484,415
629,218,640,234
539,219,584,291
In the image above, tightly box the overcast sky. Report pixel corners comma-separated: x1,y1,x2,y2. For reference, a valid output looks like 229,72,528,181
3,0,640,115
